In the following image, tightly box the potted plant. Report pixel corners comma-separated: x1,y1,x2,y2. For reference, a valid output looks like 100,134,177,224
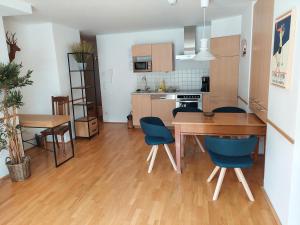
70,41,94,70
0,62,33,182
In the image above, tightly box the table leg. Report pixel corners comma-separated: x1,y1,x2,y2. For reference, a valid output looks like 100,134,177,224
52,128,58,167
254,136,260,161
68,121,75,157
175,125,182,174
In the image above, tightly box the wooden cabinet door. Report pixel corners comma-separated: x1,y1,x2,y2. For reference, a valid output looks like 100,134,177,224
210,35,240,57
132,94,152,126
132,44,152,57
152,43,174,72
210,56,239,98
151,99,176,126
250,0,274,122
209,35,240,112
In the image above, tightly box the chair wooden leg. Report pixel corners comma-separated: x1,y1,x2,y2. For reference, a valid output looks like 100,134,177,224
163,144,177,172
43,135,47,150
147,146,155,162
61,135,66,155
235,168,255,201
213,168,226,201
194,135,205,153
234,168,242,182
55,135,60,150
207,166,220,182
148,146,158,173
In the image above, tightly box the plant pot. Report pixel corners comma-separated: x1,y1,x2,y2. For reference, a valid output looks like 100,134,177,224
77,62,87,70
6,155,31,182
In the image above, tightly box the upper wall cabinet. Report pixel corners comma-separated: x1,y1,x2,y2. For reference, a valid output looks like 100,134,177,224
132,44,152,57
249,0,274,122
152,43,174,72
132,42,174,73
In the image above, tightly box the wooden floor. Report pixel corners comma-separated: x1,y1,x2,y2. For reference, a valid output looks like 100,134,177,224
0,123,278,225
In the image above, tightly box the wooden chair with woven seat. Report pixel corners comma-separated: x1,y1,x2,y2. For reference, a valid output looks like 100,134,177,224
41,96,70,153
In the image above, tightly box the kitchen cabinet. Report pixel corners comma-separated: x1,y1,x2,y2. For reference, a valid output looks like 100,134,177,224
132,94,175,127
132,44,152,57
208,35,240,111
132,94,152,126
152,43,174,72
151,98,176,126
131,43,174,73
249,0,274,123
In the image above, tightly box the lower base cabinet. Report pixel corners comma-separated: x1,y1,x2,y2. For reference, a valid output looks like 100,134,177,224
75,117,98,138
132,94,152,126
151,99,176,126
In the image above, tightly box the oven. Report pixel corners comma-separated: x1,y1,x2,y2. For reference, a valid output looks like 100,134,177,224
176,94,203,111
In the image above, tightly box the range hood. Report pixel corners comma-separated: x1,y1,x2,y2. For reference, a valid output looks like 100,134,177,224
176,26,197,60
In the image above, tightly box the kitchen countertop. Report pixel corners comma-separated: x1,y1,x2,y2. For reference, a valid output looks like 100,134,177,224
132,90,210,95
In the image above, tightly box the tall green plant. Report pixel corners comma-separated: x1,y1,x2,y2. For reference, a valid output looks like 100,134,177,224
0,62,33,164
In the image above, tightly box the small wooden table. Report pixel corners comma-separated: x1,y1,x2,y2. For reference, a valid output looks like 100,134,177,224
18,114,75,167
172,113,267,173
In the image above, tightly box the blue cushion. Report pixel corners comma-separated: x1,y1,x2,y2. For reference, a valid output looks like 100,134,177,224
208,151,253,168
145,136,175,145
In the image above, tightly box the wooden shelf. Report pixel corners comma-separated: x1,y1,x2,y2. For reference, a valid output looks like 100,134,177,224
71,86,94,90
75,116,97,122
69,69,94,73
73,101,94,106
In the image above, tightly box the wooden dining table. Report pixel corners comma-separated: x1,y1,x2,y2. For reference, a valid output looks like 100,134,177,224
18,114,75,167
172,112,267,173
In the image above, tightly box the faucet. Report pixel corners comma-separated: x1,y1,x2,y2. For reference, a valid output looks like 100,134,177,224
142,76,150,91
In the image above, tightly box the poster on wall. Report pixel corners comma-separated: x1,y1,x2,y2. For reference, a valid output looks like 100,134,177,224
271,10,296,89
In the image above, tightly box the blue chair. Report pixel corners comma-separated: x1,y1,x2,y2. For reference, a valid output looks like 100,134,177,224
140,117,177,173
212,106,246,113
172,107,205,153
205,135,258,201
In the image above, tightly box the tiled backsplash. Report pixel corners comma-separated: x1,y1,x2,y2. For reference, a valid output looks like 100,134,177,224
136,69,209,91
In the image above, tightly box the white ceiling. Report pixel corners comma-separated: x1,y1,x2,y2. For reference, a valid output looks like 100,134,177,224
5,0,253,35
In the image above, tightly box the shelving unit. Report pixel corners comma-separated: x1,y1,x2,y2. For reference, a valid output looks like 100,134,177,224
67,52,99,138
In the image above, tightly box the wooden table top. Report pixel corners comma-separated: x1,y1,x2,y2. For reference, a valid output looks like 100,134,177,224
172,112,266,127
18,114,70,128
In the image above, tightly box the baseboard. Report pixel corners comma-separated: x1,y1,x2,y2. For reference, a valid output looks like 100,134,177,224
262,188,282,225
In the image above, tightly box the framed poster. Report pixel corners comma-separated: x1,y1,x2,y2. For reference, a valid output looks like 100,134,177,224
271,10,296,88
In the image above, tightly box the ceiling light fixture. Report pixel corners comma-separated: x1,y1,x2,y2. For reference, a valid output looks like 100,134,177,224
168,0,177,5
193,0,216,61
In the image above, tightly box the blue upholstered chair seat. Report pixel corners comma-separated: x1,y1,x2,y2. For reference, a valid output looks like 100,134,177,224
145,136,175,145
208,151,253,168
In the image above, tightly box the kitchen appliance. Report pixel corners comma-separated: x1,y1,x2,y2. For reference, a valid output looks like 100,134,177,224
133,56,152,72
176,93,202,111
201,76,210,92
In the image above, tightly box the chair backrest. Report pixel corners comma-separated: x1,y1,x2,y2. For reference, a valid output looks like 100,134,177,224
212,106,246,113
172,107,202,118
52,96,70,116
205,136,258,157
140,117,173,140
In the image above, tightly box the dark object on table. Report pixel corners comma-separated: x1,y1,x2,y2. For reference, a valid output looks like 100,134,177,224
213,106,246,113
204,112,215,117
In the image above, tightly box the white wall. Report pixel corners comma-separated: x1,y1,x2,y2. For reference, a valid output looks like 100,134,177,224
211,15,242,38
97,27,211,122
264,1,300,225
0,16,10,178
238,3,255,112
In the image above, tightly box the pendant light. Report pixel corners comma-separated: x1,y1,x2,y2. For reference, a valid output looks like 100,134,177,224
193,0,216,61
